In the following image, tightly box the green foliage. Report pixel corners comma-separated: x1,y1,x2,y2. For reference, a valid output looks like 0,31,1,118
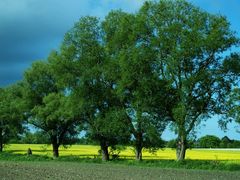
23,61,58,106
22,61,79,157
0,84,27,151
166,139,177,148
220,85,240,133
102,7,170,160
218,136,240,148
227,140,240,148
198,135,221,148
51,16,132,161
20,131,50,144
1,0,240,162
31,92,78,146
135,0,239,160
223,53,240,76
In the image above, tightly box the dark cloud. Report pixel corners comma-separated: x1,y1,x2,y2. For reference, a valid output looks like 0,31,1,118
0,0,143,87
0,65,26,86
1,0,238,87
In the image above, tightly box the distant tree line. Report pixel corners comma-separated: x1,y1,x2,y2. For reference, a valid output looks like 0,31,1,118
12,133,240,149
166,135,240,149
0,0,240,161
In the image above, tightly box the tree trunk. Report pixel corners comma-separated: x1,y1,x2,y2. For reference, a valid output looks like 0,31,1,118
100,141,109,161
135,145,142,161
176,135,186,161
135,132,143,161
52,142,59,158
0,128,3,152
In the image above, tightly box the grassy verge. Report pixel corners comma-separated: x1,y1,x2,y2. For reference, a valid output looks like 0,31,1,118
0,152,240,171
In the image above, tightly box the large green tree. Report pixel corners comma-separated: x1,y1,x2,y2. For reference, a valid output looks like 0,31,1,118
51,16,130,161
138,0,239,160
102,10,169,160
0,84,26,152
23,61,79,157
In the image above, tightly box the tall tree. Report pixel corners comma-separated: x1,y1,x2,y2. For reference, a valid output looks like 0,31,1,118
138,0,239,160
102,10,169,160
51,16,130,161
0,84,26,152
23,61,78,158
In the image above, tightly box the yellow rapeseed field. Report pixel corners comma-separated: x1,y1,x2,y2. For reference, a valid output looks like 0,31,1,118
4,144,240,161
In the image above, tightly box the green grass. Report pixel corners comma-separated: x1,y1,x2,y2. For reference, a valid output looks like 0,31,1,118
4,144,240,160
1,144,240,177
1,151,240,171
0,160,240,180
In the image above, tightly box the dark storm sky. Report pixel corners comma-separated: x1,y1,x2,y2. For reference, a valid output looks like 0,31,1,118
0,0,144,86
0,0,239,87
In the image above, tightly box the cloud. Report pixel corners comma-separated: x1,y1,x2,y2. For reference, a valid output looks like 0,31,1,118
0,0,144,87
0,0,238,87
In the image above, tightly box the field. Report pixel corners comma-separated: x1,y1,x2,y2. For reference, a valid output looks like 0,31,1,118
1,161,240,180
1,144,240,179
4,144,240,160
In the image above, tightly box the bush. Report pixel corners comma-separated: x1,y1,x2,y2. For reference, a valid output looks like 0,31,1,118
166,139,177,148
198,135,221,148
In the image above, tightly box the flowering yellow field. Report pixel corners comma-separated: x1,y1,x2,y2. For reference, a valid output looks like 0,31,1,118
4,144,240,161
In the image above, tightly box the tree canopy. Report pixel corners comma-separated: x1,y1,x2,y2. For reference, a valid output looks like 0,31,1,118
135,0,239,161
0,84,26,151
0,0,239,162
22,61,79,157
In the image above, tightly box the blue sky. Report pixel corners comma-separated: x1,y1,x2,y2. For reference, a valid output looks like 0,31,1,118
0,0,239,140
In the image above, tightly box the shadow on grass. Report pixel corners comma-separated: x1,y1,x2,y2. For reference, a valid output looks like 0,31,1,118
0,151,240,171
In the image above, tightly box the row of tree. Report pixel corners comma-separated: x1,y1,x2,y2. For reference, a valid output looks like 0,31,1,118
13,132,240,149
197,135,240,148
0,0,240,161
166,135,240,149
